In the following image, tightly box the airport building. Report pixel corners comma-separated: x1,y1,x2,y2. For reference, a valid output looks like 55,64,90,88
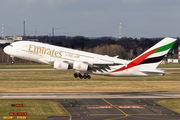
0,39,14,44
0,37,38,44
7,37,23,40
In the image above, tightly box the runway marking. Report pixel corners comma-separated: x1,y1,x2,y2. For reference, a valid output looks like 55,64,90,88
87,106,113,109
101,98,128,117
90,114,162,116
81,105,110,107
90,114,124,116
115,105,146,107
117,106,145,108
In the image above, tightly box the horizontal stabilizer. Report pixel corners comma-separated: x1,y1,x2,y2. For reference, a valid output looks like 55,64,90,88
139,69,165,74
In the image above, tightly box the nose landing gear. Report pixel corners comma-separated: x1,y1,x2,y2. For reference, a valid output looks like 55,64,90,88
11,56,15,64
74,73,91,79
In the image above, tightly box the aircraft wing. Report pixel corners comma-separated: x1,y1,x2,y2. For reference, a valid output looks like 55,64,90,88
91,65,110,72
38,58,123,72
89,64,120,72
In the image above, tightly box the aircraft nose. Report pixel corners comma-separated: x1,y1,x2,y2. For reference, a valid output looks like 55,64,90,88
3,46,12,55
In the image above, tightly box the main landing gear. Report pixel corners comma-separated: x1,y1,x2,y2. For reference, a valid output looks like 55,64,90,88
74,73,91,79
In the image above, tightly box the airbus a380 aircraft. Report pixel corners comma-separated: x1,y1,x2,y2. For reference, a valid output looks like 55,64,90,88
3,37,176,79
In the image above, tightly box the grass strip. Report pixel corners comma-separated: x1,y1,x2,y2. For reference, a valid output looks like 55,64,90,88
0,70,180,93
0,70,180,81
0,100,69,116
155,99,180,113
157,63,180,68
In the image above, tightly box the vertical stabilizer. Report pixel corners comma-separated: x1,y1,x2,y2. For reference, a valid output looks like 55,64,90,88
112,37,177,72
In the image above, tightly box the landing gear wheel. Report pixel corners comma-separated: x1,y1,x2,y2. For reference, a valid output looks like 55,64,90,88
87,75,91,79
83,75,87,79
74,73,78,78
78,73,82,78
73,73,91,79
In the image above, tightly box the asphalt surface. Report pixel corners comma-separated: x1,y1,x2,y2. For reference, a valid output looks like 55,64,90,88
49,98,180,120
1,92,180,99
1,93,180,120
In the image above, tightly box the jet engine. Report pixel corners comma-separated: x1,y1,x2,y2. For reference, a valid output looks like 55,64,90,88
73,61,90,71
54,61,70,70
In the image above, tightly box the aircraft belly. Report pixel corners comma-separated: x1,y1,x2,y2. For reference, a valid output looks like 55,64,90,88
108,68,149,77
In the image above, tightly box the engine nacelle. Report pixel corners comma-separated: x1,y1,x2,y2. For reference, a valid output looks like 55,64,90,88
73,62,89,71
54,61,69,70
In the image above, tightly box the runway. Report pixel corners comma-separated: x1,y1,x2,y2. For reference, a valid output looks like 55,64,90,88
0,93,180,120
1,92,180,99
57,98,180,120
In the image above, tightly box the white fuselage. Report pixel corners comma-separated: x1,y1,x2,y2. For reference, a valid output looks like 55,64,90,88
3,41,165,77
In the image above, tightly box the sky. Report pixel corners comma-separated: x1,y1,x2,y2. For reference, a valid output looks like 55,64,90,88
0,0,180,38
